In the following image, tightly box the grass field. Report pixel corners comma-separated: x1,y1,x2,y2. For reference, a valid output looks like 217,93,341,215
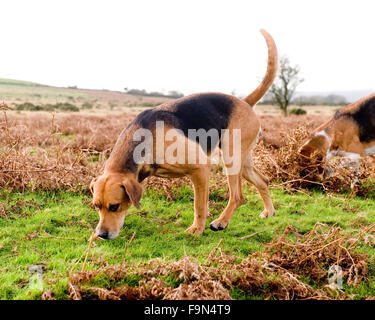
1,185,375,300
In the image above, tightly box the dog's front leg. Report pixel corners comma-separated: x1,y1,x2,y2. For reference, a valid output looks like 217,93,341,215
186,166,210,235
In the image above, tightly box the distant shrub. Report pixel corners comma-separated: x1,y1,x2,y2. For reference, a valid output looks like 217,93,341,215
109,101,117,110
289,108,307,115
15,102,43,111
293,94,347,106
81,102,93,109
139,102,159,108
15,102,79,112
52,103,79,112
125,88,183,99
261,94,348,107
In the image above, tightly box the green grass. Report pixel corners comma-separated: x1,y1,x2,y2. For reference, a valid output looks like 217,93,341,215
0,185,375,300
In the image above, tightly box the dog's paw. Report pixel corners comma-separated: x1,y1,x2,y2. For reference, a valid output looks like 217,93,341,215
186,224,205,235
259,210,275,219
209,219,229,231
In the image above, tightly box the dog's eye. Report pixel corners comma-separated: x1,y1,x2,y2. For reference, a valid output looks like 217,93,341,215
109,204,120,212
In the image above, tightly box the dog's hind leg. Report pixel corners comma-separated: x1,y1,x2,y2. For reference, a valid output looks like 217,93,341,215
209,172,244,231
242,153,274,219
186,166,210,235
209,128,247,231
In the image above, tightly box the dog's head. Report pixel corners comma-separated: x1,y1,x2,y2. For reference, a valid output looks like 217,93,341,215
90,172,142,240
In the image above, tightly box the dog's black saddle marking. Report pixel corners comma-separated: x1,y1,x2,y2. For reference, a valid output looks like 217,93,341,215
134,93,235,153
335,96,375,143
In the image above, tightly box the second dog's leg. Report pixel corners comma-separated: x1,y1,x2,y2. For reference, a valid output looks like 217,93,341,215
186,166,210,235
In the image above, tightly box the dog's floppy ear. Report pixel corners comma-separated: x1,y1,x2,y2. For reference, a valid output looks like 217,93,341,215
122,177,143,209
89,177,98,194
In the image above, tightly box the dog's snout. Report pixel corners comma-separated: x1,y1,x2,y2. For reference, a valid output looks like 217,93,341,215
98,230,109,240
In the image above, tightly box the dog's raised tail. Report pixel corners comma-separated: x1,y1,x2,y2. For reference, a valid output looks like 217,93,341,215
244,29,278,106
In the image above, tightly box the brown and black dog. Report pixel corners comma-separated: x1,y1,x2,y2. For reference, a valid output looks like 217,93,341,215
90,29,278,239
300,93,375,176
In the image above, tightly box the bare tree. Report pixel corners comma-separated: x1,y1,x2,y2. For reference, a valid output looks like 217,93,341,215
269,55,304,116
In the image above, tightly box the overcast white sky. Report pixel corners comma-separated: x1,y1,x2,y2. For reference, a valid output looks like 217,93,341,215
1,0,374,96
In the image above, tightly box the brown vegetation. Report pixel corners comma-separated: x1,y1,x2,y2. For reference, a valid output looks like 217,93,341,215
1,111,374,196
